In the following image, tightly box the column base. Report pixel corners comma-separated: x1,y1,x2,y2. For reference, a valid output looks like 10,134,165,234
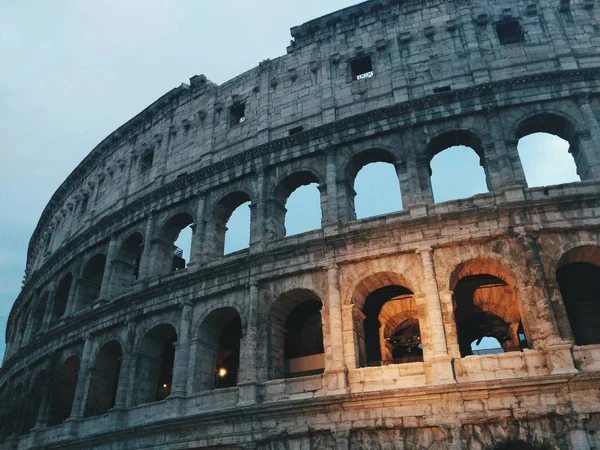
237,382,260,406
425,355,456,385
545,343,579,375
409,202,428,218
502,185,525,202
323,368,348,395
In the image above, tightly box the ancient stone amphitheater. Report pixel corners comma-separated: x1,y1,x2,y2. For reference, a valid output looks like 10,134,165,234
2,0,600,448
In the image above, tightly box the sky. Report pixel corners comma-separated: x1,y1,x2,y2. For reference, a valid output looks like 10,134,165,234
0,1,579,359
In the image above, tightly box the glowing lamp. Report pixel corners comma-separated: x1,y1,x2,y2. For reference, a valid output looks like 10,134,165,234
218,367,228,378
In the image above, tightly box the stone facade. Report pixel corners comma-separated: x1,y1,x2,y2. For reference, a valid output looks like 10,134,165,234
2,0,600,448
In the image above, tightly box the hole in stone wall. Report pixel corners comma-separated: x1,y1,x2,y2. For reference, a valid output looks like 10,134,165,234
173,225,192,271
557,261,600,346
495,19,524,45
224,201,250,254
361,285,418,367
30,291,48,336
84,340,122,417
350,55,374,80
354,162,403,219
284,183,321,236
433,85,451,93
430,145,487,203
284,300,324,378
76,254,106,310
51,273,72,324
288,126,304,136
453,272,524,357
48,356,80,426
230,103,246,125
21,371,47,434
214,316,242,389
140,150,154,173
517,132,579,187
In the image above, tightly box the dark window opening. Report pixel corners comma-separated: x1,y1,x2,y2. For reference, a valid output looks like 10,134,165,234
433,85,451,93
214,316,242,389
557,262,600,346
351,56,374,80
283,300,324,378
288,126,304,136
495,19,524,45
230,103,246,125
79,196,89,215
156,335,176,401
140,150,154,172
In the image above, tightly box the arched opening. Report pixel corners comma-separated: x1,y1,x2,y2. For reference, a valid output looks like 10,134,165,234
428,131,488,203
451,260,526,357
85,340,123,417
155,213,194,275
112,233,143,295
359,281,418,367
15,305,30,347
195,307,242,391
48,355,80,426
273,172,322,238
5,383,24,437
21,371,47,434
30,292,48,336
76,254,106,311
557,245,600,346
516,113,583,185
134,324,177,405
270,289,325,379
212,192,251,255
346,149,402,220
51,273,72,324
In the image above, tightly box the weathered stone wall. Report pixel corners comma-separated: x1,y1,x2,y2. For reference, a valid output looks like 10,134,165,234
2,0,600,448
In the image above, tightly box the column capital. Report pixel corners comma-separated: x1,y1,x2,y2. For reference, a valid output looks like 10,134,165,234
415,245,434,256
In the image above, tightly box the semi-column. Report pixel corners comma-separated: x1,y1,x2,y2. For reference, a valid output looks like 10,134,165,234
137,211,157,280
519,231,578,374
188,192,206,267
250,169,266,249
68,336,94,421
417,247,455,384
170,302,193,397
238,281,260,405
324,149,340,227
325,262,348,393
576,95,600,180
98,236,120,301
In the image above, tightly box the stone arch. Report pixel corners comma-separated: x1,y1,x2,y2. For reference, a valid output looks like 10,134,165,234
344,148,404,220
51,272,72,324
450,258,526,357
194,306,243,391
210,190,252,256
349,272,417,367
5,381,25,437
15,303,30,348
427,129,490,202
75,253,106,311
556,245,600,345
30,290,49,337
112,231,144,296
133,323,178,405
85,339,123,417
269,288,325,379
21,369,47,434
271,170,324,238
154,212,195,275
514,111,586,182
48,355,80,426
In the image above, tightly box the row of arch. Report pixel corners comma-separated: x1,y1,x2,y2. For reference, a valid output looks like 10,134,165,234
36,109,591,264
11,111,590,349
3,244,599,441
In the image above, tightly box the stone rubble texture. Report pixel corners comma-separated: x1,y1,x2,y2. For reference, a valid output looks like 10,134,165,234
1,0,600,448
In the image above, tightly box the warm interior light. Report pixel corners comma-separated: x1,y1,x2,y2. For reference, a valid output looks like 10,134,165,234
163,384,168,388
218,367,228,378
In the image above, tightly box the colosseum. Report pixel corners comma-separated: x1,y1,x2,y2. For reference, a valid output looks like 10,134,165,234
2,0,600,448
